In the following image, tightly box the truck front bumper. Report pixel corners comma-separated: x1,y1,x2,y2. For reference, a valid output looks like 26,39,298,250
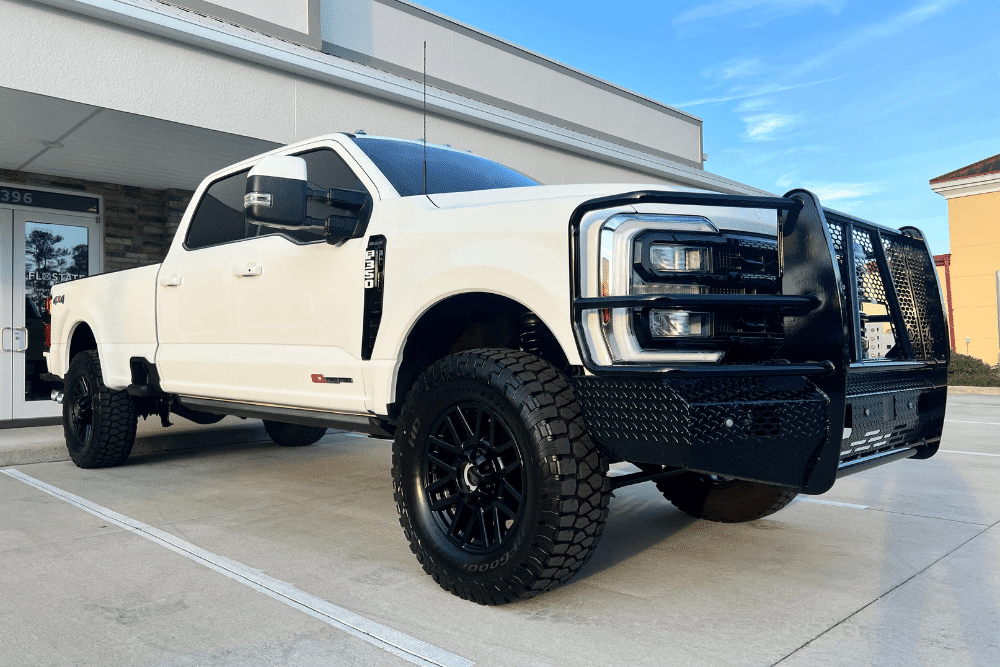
572,370,946,494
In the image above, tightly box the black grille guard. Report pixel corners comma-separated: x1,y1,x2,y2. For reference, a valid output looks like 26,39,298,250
569,188,950,493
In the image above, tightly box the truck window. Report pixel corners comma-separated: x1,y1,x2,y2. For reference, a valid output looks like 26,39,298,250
352,136,538,197
185,148,368,250
245,148,368,240
184,168,250,250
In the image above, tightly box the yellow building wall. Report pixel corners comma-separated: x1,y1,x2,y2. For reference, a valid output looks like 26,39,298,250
948,189,1000,365
934,263,952,349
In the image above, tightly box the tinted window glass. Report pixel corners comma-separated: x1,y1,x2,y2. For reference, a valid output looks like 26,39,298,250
185,168,249,249
352,137,538,197
185,148,368,250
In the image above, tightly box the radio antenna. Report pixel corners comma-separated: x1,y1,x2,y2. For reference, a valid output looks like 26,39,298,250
422,40,427,197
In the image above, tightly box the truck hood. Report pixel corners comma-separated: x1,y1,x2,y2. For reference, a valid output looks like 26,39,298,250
424,182,778,237
426,182,690,210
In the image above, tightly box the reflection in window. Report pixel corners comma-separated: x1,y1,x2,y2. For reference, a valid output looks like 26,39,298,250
24,222,89,315
23,221,90,403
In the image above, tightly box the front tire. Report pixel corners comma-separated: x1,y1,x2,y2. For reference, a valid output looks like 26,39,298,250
63,350,138,468
262,420,327,447
654,472,798,523
393,349,610,605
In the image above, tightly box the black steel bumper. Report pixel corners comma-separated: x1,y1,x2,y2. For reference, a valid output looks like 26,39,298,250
568,189,949,495
571,370,945,494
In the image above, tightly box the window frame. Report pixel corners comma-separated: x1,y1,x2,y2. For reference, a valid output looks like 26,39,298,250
181,141,375,252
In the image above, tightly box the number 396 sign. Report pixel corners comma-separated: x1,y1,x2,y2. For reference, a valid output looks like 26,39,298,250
1,187,34,205
0,186,100,213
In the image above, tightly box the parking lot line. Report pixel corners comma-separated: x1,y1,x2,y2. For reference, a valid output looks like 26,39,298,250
945,420,1000,426
0,469,474,667
939,450,1000,458
794,498,869,509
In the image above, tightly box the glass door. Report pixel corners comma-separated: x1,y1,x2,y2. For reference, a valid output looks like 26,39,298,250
2,209,100,420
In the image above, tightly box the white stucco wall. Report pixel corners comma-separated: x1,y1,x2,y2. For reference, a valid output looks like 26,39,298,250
3,0,766,195
321,0,703,168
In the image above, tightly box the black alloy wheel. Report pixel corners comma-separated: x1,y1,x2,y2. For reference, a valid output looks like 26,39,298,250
68,374,94,445
393,349,611,605
422,403,526,554
63,350,138,468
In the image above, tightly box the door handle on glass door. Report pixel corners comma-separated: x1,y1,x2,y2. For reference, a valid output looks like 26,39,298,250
13,328,28,352
159,275,182,287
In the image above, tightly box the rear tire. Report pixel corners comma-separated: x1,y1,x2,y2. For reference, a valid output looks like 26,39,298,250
654,471,798,523
393,349,610,605
63,350,138,468
262,420,327,447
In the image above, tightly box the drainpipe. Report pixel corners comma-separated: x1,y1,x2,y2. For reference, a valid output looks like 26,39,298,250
935,254,955,351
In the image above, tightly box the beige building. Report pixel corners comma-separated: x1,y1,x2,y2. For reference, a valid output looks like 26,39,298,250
1,0,768,426
930,153,1000,365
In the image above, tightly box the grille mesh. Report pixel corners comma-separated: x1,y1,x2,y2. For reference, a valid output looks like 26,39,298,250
823,211,945,362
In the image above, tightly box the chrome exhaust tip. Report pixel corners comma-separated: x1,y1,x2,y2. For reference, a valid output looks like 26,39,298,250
51,390,64,405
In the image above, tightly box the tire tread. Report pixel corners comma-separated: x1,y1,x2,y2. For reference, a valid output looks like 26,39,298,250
392,349,610,605
64,350,138,469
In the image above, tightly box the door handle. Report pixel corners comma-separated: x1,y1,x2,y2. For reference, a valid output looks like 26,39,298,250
234,264,263,277
13,328,28,353
159,275,183,287
1,328,27,352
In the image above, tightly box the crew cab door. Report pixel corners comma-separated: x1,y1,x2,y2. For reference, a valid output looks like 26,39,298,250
228,147,371,414
156,145,373,415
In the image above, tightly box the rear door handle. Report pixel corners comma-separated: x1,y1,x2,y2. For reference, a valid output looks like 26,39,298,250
159,275,182,287
234,264,263,277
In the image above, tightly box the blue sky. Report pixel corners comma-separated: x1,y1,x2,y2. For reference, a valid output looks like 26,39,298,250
415,0,1000,254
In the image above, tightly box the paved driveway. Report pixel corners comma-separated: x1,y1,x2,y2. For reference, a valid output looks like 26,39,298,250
2,394,998,666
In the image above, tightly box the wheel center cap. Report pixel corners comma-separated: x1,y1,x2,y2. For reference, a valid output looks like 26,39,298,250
464,465,481,490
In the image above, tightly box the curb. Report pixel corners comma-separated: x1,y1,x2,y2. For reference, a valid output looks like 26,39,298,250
948,386,1000,395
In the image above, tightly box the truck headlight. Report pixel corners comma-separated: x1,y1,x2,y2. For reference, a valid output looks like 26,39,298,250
649,244,708,273
649,310,711,338
577,213,724,366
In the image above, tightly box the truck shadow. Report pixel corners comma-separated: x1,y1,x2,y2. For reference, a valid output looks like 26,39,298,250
124,417,273,464
576,487,699,579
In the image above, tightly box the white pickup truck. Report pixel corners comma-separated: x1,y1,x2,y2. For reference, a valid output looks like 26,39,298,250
44,133,950,604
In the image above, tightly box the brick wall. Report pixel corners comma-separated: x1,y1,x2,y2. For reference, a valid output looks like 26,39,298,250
0,168,193,272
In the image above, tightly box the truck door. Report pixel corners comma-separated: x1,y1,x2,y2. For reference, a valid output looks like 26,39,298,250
155,170,245,399
227,147,371,415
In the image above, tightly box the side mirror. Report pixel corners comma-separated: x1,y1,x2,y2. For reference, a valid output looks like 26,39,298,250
244,155,308,229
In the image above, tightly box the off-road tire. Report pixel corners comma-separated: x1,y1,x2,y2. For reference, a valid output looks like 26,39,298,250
393,349,610,605
262,420,327,447
654,471,798,523
63,350,138,468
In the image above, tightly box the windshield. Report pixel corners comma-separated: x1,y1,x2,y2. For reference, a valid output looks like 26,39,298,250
351,137,538,197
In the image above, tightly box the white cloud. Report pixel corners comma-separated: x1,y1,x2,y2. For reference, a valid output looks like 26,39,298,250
787,0,965,78
675,0,845,24
776,172,797,188
807,184,868,201
787,181,882,202
744,113,798,140
702,56,766,81
674,76,840,107
735,97,771,112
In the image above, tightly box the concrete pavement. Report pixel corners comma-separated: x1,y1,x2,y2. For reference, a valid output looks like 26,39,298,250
1,394,999,666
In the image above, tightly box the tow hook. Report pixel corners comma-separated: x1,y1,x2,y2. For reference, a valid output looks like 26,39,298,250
51,390,65,404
